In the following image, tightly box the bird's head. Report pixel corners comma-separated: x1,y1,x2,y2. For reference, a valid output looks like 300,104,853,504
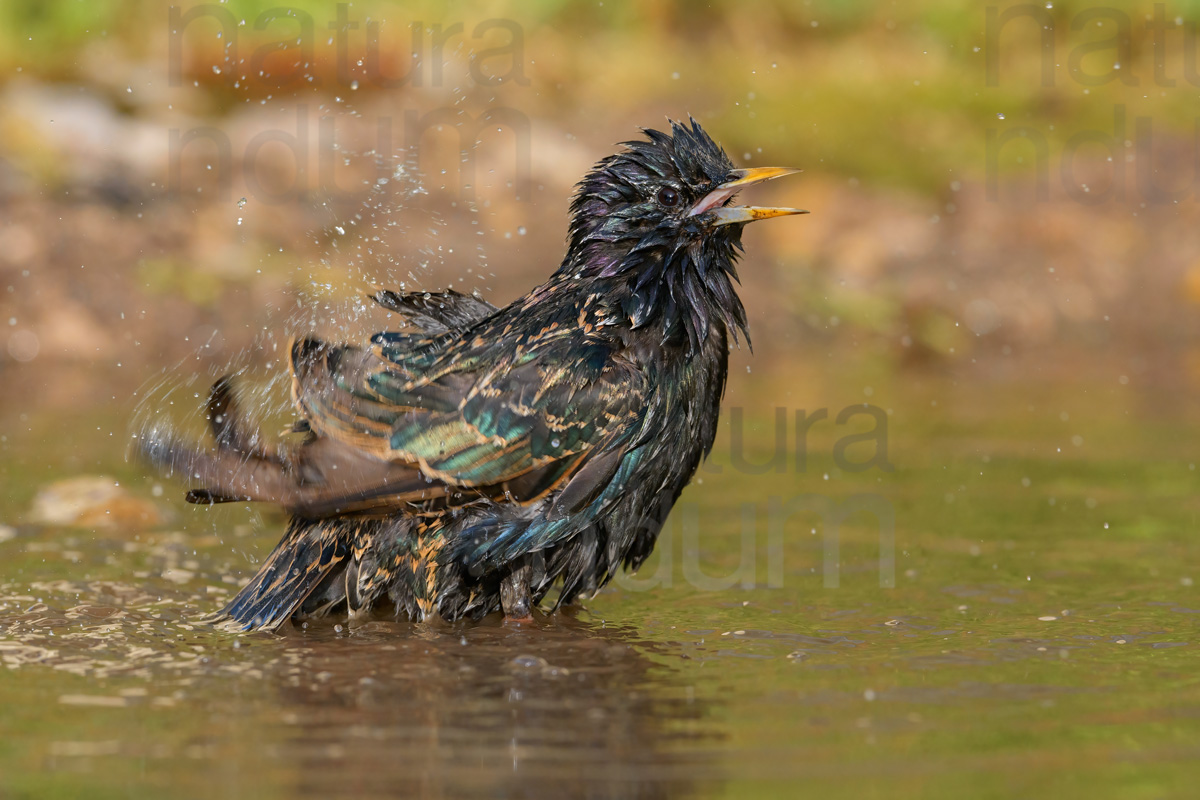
560,118,805,353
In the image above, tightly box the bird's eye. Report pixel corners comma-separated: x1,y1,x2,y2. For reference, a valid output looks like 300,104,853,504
656,186,680,207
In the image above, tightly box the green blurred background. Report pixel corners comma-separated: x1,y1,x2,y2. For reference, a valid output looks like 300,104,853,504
2,0,1199,386
3,2,1200,798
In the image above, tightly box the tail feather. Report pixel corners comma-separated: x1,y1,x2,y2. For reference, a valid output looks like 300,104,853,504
211,518,351,630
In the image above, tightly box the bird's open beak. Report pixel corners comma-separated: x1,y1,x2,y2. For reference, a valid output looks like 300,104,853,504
689,166,808,226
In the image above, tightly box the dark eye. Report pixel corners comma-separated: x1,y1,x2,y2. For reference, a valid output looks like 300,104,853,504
656,186,680,207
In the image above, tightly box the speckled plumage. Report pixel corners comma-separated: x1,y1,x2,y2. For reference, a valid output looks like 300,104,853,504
144,119,804,630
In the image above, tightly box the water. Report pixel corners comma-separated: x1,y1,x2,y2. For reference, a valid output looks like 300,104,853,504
1,360,1198,798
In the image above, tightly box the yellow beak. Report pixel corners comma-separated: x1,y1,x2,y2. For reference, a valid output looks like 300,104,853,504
689,166,808,226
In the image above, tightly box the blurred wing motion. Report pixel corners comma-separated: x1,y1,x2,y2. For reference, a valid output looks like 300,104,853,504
152,290,644,516
142,289,648,627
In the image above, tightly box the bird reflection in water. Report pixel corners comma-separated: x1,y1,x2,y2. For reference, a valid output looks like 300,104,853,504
262,610,719,798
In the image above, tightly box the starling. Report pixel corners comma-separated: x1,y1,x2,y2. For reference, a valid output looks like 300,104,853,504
144,118,805,630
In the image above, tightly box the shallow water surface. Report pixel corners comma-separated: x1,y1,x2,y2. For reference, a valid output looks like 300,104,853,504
1,362,1198,798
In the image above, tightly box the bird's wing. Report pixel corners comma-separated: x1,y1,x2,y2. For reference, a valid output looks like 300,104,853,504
289,330,646,512
370,289,498,334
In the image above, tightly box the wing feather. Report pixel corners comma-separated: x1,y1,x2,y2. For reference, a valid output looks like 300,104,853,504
290,327,644,507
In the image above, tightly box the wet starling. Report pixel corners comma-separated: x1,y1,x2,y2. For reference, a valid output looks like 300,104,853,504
144,118,805,630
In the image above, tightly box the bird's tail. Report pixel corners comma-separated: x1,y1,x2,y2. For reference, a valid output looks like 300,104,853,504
211,515,439,630
208,516,353,631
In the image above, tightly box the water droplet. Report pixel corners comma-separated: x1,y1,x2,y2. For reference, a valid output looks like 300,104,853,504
512,655,547,668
